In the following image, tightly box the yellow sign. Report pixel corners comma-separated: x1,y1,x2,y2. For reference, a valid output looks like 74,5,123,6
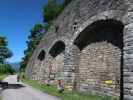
65,85,73,91
105,80,113,85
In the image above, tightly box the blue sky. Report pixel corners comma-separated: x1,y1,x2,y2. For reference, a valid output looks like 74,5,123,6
0,0,47,63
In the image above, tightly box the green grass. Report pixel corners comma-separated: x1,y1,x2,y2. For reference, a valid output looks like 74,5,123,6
0,74,8,100
0,74,8,81
22,78,118,100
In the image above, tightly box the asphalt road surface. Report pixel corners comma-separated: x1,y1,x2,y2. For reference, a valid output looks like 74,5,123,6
1,75,60,100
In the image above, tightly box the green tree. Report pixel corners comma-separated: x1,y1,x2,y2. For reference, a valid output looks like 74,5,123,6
27,24,44,52
20,24,44,71
0,36,14,74
0,64,16,74
0,37,7,46
43,0,64,23
42,0,71,32
0,36,12,64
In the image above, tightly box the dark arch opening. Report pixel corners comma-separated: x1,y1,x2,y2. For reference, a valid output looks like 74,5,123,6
38,50,46,61
74,19,124,98
74,19,124,50
49,41,65,58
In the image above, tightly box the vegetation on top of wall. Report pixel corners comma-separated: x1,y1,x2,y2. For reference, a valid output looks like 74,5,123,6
43,0,64,23
20,0,72,72
20,24,45,71
42,0,72,30
43,0,72,23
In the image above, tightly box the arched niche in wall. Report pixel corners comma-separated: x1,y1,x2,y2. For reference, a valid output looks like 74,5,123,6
38,50,46,61
73,19,124,96
49,41,65,58
74,19,124,50
48,40,65,80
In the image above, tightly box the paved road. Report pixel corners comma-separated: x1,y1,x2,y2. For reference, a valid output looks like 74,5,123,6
1,75,60,100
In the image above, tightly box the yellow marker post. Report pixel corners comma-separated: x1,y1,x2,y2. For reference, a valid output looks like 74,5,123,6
105,80,113,85
65,85,73,91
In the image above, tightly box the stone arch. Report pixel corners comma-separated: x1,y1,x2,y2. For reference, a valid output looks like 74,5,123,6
46,40,66,80
32,50,46,81
74,19,124,50
49,41,65,58
72,10,125,42
73,19,124,96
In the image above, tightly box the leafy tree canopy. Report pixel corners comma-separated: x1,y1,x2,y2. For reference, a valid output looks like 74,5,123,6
0,64,16,74
43,0,64,22
20,24,44,71
0,36,12,64
0,36,7,46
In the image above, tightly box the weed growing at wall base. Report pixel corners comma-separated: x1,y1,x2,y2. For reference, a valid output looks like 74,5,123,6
21,77,118,100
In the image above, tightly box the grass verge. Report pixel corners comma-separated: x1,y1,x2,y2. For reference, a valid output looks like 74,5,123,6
22,78,118,100
0,74,8,81
0,74,7,100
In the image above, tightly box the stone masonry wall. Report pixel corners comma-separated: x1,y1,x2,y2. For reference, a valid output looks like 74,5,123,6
78,42,121,96
39,53,64,82
27,0,127,81
25,0,133,99
51,53,64,79
64,44,80,87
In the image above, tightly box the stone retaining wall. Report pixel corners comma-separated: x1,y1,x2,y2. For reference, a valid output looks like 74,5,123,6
79,42,121,96
26,0,133,99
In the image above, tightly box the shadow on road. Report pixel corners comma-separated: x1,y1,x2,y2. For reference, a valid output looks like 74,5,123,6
5,83,25,89
1,83,25,90
0,82,25,94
